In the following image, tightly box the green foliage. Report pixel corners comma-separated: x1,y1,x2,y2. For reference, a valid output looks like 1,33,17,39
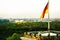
0,21,60,40
6,33,20,40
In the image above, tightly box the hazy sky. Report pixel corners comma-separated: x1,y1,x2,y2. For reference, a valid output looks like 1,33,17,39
0,0,60,18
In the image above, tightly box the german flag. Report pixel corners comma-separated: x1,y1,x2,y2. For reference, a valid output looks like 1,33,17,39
40,2,48,18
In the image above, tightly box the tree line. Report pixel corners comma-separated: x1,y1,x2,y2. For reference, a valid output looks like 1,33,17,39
0,20,60,40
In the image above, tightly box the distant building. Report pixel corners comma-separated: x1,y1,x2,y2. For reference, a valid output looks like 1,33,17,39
13,19,27,23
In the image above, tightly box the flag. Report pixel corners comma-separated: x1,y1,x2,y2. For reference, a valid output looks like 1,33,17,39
40,2,48,18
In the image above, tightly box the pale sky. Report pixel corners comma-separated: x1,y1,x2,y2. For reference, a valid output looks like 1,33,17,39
0,0,60,18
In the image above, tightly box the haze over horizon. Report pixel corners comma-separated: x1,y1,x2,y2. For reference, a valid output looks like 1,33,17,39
0,0,60,18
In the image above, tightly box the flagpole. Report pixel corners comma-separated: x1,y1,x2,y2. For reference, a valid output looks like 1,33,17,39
48,0,50,32
48,1,51,39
